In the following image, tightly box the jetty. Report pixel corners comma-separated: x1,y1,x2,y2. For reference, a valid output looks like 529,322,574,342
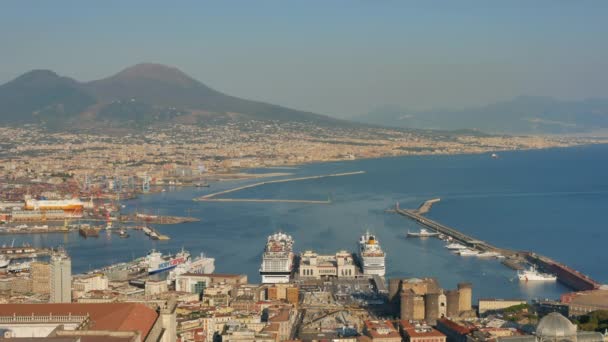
415,198,441,214
392,200,602,291
194,171,365,203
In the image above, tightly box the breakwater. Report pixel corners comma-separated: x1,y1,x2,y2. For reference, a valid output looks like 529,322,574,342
194,171,365,203
393,200,602,292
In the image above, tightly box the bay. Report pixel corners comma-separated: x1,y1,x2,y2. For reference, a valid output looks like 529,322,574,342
4,144,608,302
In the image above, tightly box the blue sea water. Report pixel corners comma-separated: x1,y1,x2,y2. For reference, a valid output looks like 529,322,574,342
4,144,608,302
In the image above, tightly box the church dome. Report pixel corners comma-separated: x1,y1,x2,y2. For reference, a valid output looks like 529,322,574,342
536,312,577,339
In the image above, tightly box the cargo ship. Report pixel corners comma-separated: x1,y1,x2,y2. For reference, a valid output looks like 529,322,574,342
259,232,294,284
25,198,84,211
358,231,386,277
146,249,190,275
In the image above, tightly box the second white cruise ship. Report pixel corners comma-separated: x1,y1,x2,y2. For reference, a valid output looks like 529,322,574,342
358,232,386,277
259,232,294,284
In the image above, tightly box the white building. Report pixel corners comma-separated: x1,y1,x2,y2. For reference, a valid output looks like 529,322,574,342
299,250,357,279
50,252,72,303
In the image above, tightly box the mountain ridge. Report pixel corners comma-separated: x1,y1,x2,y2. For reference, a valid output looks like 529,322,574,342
0,63,351,130
357,96,608,134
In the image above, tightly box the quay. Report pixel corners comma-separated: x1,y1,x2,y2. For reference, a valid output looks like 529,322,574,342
120,214,199,225
0,246,52,259
194,171,365,202
392,200,602,292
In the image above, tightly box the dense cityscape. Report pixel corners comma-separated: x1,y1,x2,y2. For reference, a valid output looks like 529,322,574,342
2,1,608,341
0,121,607,341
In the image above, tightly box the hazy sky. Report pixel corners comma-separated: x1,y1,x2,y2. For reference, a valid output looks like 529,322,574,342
1,1,607,117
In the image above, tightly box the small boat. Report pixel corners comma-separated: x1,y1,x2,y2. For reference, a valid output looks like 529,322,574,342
407,228,439,238
476,251,501,258
457,248,479,256
118,229,129,238
445,242,468,250
195,182,210,188
491,153,499,159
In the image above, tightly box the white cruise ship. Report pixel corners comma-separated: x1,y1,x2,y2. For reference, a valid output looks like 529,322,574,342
259,232,294,284
358,232,386,277
518,265,557,281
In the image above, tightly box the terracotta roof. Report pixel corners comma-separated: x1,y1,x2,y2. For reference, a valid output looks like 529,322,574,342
437,318,474,335
0,303,158,338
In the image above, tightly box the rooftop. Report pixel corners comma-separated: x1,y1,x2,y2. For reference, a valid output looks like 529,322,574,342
0,303,158,338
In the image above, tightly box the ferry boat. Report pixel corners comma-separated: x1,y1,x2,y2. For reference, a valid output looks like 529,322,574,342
167,252,215,284
146,249,190,275
358,231,386,277
407,228,439,238
518,265,557,281
259,232,294,284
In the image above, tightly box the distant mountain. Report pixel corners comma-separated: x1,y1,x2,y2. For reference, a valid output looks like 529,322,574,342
0,70,96,125
358,96,608,134
0,63,349,130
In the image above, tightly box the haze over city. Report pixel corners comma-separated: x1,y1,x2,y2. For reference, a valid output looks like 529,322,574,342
2,1,608,117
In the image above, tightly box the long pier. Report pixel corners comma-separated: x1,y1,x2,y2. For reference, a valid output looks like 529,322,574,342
393,201,602,291
394,204,511,255
194,171,365,203
197,198,331,204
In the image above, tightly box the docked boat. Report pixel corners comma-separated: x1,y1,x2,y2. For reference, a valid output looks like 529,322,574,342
457,248,480,256
146,249,190,275
358,231,386,277
445,242,468,250
259,232,294,284
407,228,439,238
7,259,33,273
167,252,215,284
518,265,557,281
79,225,100,238
0,255,10,268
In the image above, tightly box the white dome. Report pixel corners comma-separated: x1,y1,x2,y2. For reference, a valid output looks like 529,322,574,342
536,312,577,338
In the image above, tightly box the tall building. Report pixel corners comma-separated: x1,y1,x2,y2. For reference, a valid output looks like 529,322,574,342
50,252,72,303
